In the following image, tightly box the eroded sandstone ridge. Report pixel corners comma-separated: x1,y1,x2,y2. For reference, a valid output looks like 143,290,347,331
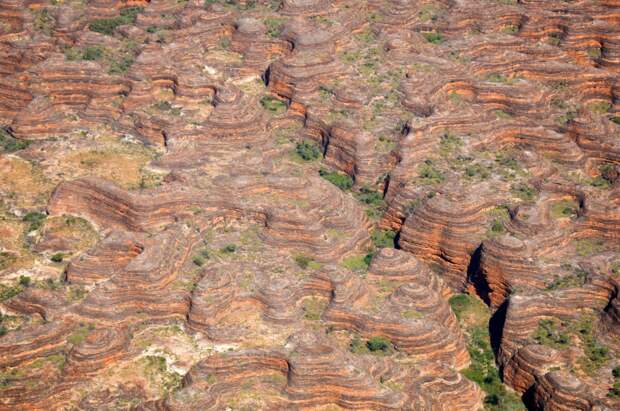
1,0,619,410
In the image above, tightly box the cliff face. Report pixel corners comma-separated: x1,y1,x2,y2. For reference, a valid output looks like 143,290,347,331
1,0,620,410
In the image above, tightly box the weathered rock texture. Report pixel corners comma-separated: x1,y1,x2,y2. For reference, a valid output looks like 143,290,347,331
1,0,619,410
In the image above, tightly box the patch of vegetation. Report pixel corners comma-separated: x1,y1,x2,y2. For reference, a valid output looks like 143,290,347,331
263,17,286,38
450,293,526,410
302,297,325,320
366,336,393,353
350,335,394,355
532,319,570,348
33,8,54,35
439,130,462,155
89,7,144,35
81,46,104,61
549,199,578,219
0,128,30,152
342,254,372,273
609,366,620,397
260,96,287,114
353,186,385,220
0,280,25,302
153,100,181,116
573,316,609,375
0,252,16,271
319,168,353,191
574,238,605,257
610,116,620,125
371,229,396,249
51,253,64,263
192,256,205,266
486,73,512,84
556,110,576,126
18,275,30,288
142,355,183,395
545,268,587,290
220,244,237,254
422,31,444,44
67,323,94,345
493,109,512,119
417,160,444,185
294,254,321,270
295,140,321,161
23,211,46,232
587,101,611,114
511,183,536,201
586,47,602,59
218,36,231,50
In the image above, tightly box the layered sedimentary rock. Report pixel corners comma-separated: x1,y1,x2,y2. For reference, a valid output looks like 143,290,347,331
2,0,620,409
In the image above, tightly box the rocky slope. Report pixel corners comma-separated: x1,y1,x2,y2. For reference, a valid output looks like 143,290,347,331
1,0,619,410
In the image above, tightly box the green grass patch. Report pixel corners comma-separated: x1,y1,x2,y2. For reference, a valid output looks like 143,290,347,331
23,211,46,232
422,31,444,44
353,186,385,220
295,140,321,161
549,199,578,219
342,254,372,273
574,238,605,257
293,254,321,270
89,7,143,35
0,128,30,152
417,160,444,185
263,17,286,38
302,297,326,320
319,168,353,191
260,96,287,115
67,324,94,345
371,229,396,249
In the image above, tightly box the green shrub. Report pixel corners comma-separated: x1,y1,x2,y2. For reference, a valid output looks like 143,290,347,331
342,254,371,272
67,324,93,345
294,254,311,269
366,336,392,352
23,211,46,232
349,335,367,354
532,319,570,348
511,183,536,201
108,56,134,74
263,17,286,38
218,36,231,49
371,229,396,248
302,298,325,320
353,186,385,219
18,275,30,287
423,32,444,44
0,283,22,302
89,7,143,35
82,46,103,61
550,200,578,219
545,269,587,290
192,256,205,266
417,160,444,185
221,244,237,253
319,169,353,190
260,96,287,114
51,253,64,263
295,140,321,161
611,116,620,125
0,128,30,152
587,101,611,113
